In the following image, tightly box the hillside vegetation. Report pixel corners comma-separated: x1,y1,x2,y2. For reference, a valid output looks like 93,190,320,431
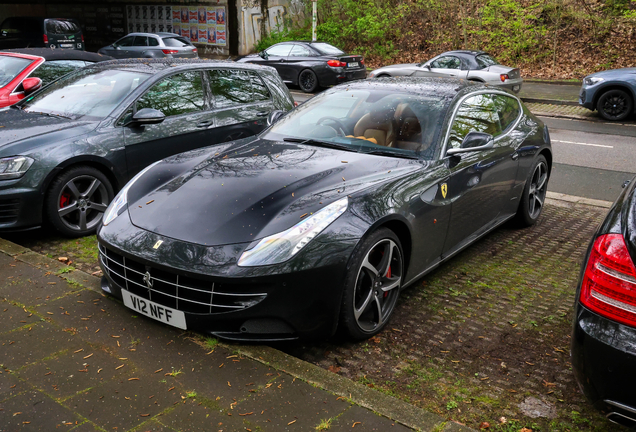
259,0,636,79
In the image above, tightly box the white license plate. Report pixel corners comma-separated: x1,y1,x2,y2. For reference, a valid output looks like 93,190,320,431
513,85,520,91
122,289,187,330
348,62,359,68
59,44,73,48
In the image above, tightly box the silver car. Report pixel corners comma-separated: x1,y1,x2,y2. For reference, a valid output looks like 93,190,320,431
98,32,198,59
369,50,522,93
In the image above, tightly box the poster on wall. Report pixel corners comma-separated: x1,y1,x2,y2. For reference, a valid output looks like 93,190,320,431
126,5,227,46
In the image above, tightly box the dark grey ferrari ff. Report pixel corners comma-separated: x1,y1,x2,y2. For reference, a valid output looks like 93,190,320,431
97,78,552,341
0,58,293,237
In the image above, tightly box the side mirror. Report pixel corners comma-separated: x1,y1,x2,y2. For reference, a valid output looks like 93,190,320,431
267,110,285,126
126,108,165,127
447,132,494,155
22,77,42,95
259,51,268,60
422,64,431,70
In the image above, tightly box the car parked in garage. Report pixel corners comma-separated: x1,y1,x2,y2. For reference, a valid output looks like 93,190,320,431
369,50,523,93
98,33,198,59
237,41,365,93
97,77,551,342
579,68,636,121
571,175,636,428
0,48,112,108
0,17,84,50
0,58,293,237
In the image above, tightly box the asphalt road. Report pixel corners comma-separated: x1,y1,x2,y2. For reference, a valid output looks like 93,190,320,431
289,90,635,203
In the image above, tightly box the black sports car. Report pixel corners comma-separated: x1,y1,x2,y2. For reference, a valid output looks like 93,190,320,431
237,41,365,93
571,175,636,428
97,78,552,341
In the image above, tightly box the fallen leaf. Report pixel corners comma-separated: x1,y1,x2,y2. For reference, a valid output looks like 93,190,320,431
479,422,490,429
328,365,341,373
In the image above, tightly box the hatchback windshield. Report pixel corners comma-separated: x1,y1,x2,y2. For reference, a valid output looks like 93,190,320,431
475,54,499,69
311,43,345,56
0,55,33,87
265,88,449,159
20,67,150,121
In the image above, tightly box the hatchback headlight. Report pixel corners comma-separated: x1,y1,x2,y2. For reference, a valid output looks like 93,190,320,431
0,156,34,180
238,197,348,267
584,77,604,86
103,161,161,226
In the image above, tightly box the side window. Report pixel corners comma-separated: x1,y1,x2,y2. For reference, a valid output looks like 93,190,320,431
208,69,252,108
289,45,313,57
250,72,270,102
136,71,205,117
148,37,159,47
116,36,134,47
493,94,521,132
265,44,292,57
132,36,148,46
30,60,88,85
448,94,502,150
431,56,461,69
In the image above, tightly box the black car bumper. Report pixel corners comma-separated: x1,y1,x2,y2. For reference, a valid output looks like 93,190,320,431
0,180,44,230
571,304,636,428
317,67,366,87
97,218,359,341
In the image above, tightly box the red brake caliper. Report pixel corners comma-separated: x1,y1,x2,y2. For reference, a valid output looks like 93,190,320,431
60,192,71,208
384,266,391,297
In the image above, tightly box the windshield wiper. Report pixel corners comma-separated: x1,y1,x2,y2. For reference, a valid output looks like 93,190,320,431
365,149,419,160
283,137,356,152
24,110,72,120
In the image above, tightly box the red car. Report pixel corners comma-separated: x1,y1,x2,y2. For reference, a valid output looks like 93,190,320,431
0,48,113,108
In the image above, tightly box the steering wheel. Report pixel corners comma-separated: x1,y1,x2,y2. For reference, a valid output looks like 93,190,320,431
317,116,347,136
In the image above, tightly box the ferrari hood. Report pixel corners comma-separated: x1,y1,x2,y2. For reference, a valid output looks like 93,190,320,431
127,139,420,246
0,107,94,153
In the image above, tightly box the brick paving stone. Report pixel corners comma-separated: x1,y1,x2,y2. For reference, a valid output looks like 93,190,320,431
0,324,75,371
0,390,83,432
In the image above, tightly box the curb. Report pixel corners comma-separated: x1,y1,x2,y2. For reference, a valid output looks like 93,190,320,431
524,78,582,86
528,110,595,122
521,97,579,106
546,191,612,209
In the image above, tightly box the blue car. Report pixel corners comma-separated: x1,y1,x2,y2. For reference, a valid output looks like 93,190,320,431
579,68,636,121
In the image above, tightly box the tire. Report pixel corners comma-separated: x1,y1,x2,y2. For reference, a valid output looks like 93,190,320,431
339,228,404,340
515,155,549,227
298,69,318,93
597,89,633,121
45,166,114,237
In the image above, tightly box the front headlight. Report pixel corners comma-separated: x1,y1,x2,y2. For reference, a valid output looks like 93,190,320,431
584,77,604,86
237,197,348,267
103,161,161,226
0,156,34,180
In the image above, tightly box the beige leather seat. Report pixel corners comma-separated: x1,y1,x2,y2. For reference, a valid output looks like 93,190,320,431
393,103,423,151
353,111,395,147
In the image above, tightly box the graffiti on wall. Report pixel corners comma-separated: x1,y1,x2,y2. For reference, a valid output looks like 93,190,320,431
240,0,305,54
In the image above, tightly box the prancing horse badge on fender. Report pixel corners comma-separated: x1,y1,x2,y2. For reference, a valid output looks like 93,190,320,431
441,183,448,199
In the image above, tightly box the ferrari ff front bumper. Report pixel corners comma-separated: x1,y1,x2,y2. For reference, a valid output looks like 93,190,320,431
97,218,359,341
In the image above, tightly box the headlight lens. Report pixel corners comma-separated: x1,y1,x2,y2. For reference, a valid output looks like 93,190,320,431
0,156,34,180
584,77,604,86
237,197,348,267
103,161,161,226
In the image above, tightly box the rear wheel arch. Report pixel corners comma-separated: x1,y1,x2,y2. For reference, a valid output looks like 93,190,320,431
539,148,553,176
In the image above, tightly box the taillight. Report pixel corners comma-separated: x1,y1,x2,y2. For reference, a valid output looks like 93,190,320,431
327,60,346,67
500,74,509,82
294,101,299,107
43,34,48,44
580,234,636,327
192,47,197,52
360,58,365,66
81,34,84,42
162,49,179,54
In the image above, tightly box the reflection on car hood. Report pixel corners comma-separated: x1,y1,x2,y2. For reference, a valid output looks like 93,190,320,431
588,67,636,79
0,108,93,152
128,139,420,246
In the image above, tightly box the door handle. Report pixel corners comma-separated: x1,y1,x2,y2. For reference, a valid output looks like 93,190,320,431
196,120,214,128
279,59,285,62
511,152,519,160
256,111,270,117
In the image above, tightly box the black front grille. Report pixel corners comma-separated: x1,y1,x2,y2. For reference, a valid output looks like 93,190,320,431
0,198,20,224
99,244,267,314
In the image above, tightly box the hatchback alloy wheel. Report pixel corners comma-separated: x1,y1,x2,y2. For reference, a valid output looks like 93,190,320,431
57,175,109,232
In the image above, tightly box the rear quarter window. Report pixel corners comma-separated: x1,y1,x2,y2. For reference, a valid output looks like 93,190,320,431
494,94,521,132
45,19,81,35
162,37,191,47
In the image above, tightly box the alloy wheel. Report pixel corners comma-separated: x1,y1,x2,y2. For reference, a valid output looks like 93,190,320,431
57,175,109,232
602,94,628,118
353,238,403,333
299,70,317,93
528,161,548,220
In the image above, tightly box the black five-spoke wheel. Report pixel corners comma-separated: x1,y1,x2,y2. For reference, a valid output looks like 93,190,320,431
340,228,403,340
597,89,633,122
516,155,549,227
46,166,114,237
298,69,318,93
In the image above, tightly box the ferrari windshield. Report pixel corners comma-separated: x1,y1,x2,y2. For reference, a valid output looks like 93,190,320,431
0,55,33,88
19,67,150,121
266,88,449,159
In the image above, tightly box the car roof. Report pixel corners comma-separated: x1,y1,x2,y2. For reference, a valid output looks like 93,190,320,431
123,32,182,38
334,76,483,98
440,50,487,57
0,48,113,62
86,58,274,75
